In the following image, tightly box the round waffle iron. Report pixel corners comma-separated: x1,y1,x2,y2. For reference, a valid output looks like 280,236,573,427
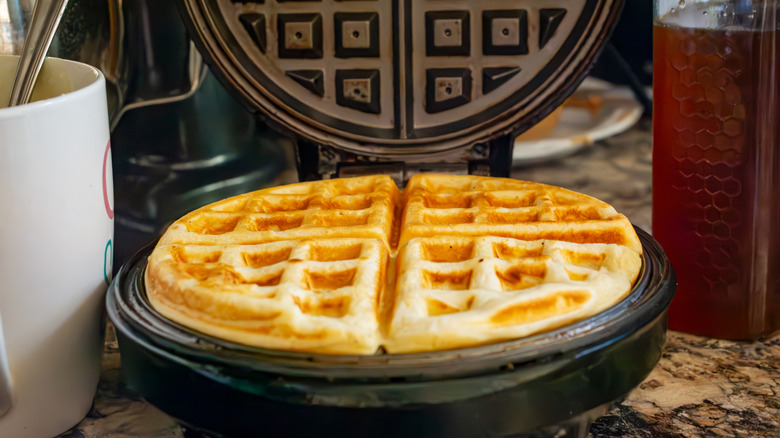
107,1,677,437
109,228,674,437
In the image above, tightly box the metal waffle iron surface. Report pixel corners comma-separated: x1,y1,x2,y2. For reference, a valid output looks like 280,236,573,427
108,228,674,438
178,0,624,180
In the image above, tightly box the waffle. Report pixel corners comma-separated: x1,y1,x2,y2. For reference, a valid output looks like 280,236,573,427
384,236,641,354
145,174,642,355
146,238,388,354
400,174,641,252
156,175,399,249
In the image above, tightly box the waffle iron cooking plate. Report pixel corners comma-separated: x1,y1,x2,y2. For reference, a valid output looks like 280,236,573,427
177,0,624,180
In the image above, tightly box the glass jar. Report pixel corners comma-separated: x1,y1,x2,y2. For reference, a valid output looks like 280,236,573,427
653,0,780,339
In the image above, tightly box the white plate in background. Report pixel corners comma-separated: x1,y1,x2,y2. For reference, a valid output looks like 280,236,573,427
513,78,644,165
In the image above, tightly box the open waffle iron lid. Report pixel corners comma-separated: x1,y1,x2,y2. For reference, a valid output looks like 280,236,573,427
177,0,625,179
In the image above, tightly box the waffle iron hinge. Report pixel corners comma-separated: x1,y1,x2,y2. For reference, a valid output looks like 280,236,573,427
295,135,514,187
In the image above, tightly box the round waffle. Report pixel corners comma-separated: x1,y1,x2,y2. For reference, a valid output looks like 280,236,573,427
146,174,642,354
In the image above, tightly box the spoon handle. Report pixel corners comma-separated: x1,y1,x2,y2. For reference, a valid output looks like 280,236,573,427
7,0,70,107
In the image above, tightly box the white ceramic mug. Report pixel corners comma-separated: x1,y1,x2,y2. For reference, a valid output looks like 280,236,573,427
0,55,113,437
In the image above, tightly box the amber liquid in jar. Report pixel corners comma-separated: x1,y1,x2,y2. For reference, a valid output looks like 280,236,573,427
653,14,780,339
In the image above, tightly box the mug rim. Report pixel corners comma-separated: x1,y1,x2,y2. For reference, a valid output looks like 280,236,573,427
0,55,104,118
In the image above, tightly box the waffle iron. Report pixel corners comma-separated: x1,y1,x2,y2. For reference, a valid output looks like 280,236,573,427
106,1,678,437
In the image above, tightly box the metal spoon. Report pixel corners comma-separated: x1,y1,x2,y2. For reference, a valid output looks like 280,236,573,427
7,0,70,107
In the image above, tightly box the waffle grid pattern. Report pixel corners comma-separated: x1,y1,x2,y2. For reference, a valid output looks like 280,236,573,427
157,175,399,248
147,238,387,354
401,175,641,252
386,236,641,353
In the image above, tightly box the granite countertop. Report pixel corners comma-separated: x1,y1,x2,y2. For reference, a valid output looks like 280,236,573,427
61,119,780,437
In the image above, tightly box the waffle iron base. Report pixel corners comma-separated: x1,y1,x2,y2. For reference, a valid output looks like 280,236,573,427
108,227,674,438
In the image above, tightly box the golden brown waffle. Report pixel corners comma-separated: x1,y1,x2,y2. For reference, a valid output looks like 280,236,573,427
146,238,388,354
400,174,641,252
157,175,399,249
384,236,641,354
146,174,642,355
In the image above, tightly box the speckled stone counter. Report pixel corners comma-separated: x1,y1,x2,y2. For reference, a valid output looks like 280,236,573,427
59,119,780,437
593,332,780,437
